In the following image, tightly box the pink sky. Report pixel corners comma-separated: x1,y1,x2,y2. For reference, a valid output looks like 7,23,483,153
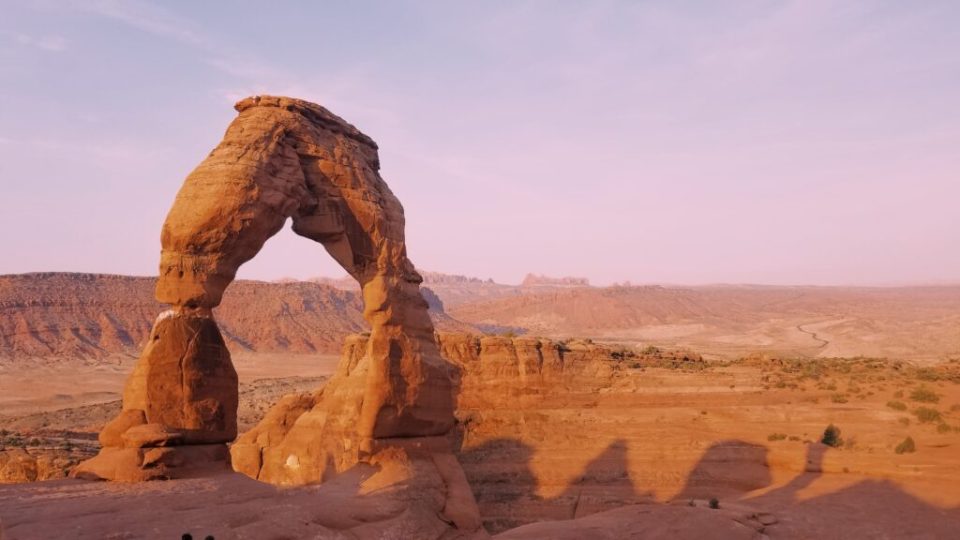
1,1,958,286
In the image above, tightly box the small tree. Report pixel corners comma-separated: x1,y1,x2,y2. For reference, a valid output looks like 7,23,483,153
708,497,720,509
821,424,843,447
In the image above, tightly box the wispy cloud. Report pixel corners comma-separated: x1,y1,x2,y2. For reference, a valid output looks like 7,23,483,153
76,0,205,45
74,0,282,82
12,136,175,172
9,32,67,52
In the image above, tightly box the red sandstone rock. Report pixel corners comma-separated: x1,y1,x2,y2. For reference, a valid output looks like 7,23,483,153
79,97,459,495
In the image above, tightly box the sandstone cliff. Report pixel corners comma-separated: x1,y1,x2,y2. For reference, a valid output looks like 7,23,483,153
0,272,475,359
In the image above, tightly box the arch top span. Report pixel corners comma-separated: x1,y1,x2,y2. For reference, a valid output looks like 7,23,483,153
159,94,453,438
157,95,414,310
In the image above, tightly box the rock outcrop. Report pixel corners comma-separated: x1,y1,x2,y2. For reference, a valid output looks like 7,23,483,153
0,448,82,484
76,96,460,492
234,333,645,532
73,310,237,481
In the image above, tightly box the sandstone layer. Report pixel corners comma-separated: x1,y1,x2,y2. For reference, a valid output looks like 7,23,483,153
0,272,471,359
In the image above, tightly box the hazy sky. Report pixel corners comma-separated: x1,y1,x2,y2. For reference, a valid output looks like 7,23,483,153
1,1,958,286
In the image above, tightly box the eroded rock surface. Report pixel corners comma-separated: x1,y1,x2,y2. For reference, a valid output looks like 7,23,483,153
74,311,237,481
78,96,458,488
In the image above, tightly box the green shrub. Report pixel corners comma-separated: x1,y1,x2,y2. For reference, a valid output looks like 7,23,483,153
910,387,940,403
937,423,953,434
913,407,942,423
821,424,843,447
894,436,916,454
831,394,849,404
887,400,907,411
767,433,787,441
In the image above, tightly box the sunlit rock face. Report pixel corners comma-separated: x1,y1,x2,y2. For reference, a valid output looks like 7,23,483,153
76,96,456,484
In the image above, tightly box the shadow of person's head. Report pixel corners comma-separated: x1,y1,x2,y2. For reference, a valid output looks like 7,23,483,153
677,440,772,500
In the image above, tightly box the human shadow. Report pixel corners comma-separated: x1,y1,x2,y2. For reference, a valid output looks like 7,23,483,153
456,437,653,533
675,439,774,500
455,434,960,537
677,440,960,537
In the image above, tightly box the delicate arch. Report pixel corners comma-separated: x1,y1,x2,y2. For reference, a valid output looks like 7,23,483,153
157,96,453,438
76,96,455,482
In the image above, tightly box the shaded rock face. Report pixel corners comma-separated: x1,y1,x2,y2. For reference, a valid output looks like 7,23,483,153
78,96,457,483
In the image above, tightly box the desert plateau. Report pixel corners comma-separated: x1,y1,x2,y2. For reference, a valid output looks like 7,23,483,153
3,2,960,539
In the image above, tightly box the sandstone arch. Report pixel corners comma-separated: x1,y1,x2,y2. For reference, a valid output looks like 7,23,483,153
75,96,455,481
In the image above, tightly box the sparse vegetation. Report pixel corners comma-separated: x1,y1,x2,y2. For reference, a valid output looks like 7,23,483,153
831,393,849,404
913,407,942,424
898,417,911,426
894,436,916,454
767,433,787,441
821,424,843,447
937,423,953,434
708,497,720,509
909,386,940,404
886,400,907,411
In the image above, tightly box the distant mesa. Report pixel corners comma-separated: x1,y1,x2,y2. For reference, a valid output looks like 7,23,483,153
421,270,496,285
521,273,591,287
